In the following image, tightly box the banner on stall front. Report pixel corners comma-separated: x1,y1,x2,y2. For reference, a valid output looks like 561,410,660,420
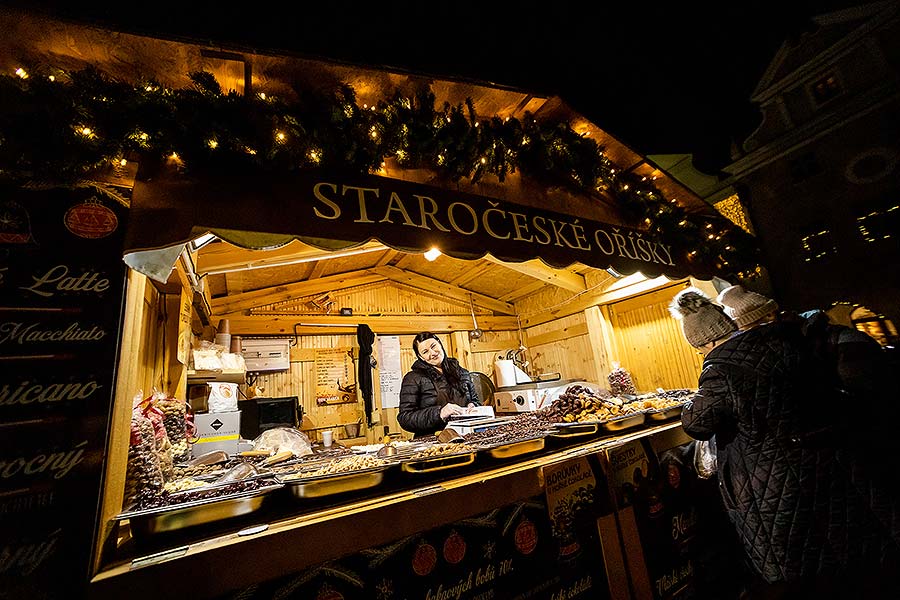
126,170,713,283
217,492,612,600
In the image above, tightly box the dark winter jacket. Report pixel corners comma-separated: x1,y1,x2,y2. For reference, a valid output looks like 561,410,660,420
799,309,889,399
682,321,896,583
398,359,479,436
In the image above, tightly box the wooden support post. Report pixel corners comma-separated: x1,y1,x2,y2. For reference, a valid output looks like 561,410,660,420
94,270,147,573
584,305,615,383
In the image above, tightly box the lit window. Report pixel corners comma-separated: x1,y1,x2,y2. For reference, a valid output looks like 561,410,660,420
857,204,899,243
800,229,837,262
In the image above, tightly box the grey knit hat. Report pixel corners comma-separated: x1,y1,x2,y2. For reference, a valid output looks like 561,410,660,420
669,287,738,348
716,285,778,329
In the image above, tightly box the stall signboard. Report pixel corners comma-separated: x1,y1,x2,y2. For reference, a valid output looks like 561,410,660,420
0,185,129,600
608,439,700,600
126,170,713,283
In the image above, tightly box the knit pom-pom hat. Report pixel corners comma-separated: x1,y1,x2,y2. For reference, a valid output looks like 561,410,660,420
716,285,779,329
669,287,738,348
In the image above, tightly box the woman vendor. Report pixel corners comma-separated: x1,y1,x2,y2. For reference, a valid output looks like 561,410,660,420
398,332,479,436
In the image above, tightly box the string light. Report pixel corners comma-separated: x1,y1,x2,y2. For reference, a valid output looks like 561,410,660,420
0,65,757,277
15,67,28,79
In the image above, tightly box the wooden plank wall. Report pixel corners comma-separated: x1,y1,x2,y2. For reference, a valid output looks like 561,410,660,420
524,313,597,381
606,284,703,392
249,332,466,442
254,280,477,316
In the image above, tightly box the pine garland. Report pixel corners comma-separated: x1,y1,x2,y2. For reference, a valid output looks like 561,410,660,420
0,66,760,278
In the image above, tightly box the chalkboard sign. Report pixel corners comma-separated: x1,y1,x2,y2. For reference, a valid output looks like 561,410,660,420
0,184,129,600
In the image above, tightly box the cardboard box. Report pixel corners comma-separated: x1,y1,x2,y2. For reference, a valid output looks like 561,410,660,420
192,411,241,457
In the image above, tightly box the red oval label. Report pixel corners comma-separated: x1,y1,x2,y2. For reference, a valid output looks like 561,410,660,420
64,199,118,239
412,542,437,576
514,519,538,555
443,531,466,565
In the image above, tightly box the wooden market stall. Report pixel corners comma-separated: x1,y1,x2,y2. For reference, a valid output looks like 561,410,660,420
0,8,759,600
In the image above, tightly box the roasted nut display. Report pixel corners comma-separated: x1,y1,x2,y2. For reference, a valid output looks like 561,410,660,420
408,443,474,459
285,455,389,479
544,385,638,423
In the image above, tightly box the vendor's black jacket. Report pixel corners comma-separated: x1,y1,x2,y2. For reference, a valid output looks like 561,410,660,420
682,321,897,583
398,359,479,435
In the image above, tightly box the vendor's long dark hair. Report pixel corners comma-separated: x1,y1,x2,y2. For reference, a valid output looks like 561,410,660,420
413,332,466,391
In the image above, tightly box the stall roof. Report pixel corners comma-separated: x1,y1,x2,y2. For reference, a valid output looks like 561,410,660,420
0,7,747,282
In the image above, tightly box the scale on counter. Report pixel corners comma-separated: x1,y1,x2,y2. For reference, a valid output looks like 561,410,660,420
493,378,593,413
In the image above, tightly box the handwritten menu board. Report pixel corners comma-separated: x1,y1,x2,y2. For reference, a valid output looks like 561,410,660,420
315,347,356,405
0,185,129,599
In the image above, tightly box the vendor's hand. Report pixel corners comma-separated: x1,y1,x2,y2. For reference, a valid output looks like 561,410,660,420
467,403,476,409
440,403,463,420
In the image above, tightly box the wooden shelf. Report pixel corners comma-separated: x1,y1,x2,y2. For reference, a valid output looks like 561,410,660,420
186,369,246,385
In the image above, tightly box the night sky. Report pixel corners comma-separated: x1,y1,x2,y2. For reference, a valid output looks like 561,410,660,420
4,0,866,172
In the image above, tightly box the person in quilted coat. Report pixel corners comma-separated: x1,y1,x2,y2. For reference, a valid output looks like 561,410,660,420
398,332,479,437
671,287,898,599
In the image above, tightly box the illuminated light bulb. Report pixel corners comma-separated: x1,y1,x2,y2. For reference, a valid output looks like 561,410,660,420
424,247,441,261
170,152,179,160
119,158,127,166
610,169,616,174
370,127,378,139
258,92,267,100
474,122,479,127
622,185,629,190
309,150,321,163
208,139,218,149
15,67,28,79
480,157,487,164
145,85,154,92
275,132,286,141
380,162,386,168
245,147,257,155
140,133,149,141
48,75,55,82
363,103,368,109
80,127,93,136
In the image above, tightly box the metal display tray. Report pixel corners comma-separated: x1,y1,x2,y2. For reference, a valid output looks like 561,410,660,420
278,466,390,499
554,412,646,433
114,483,283,538
475,436,545,459
644,404,686,421
400,451,476,474
549,422,599,438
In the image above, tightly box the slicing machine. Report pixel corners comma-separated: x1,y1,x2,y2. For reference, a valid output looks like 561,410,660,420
493,379,595,413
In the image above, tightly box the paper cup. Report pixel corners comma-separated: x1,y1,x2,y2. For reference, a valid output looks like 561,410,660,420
322,430,333,447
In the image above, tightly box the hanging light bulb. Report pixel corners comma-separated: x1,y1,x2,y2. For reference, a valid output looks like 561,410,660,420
424,247,441,261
